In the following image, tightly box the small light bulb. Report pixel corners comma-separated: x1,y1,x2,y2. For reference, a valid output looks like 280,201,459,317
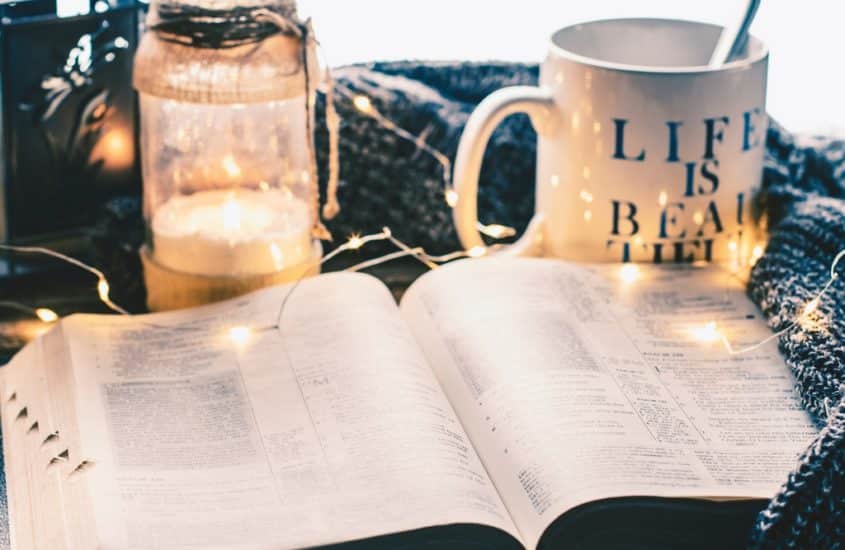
480,224,516,239
221,154,241,178
658,191,668,207
97,279,110,302
228,326,252,346
583,210,593,222
750,245,764,266
690,321,721,343
445,189,459,208
693,211,704,226
619,264,640,284
467,246,487,258
802,297,821,316
579,189,594,203
728,240,738,252
35,308,58,323
347,234,364,250
353,95,373,114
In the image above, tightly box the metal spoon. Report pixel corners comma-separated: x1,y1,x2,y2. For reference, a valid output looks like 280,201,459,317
708,0,762,67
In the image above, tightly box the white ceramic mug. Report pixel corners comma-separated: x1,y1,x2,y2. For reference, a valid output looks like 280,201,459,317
453,18,769,263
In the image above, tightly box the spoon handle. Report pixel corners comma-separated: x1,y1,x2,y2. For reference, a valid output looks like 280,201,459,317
708,0,762,68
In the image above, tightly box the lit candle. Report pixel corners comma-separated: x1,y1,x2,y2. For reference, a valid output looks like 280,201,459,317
151,188,312,276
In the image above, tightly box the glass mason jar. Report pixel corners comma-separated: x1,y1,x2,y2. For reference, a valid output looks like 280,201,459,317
134,0,319,282
134,0,321,309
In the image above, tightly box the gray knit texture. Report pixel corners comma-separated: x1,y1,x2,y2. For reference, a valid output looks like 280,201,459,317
747,126,845,549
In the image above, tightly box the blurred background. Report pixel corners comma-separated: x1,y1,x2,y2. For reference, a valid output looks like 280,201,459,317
299,0,845,136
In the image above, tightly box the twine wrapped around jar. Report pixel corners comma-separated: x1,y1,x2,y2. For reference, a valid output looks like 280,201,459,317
134,0,314,104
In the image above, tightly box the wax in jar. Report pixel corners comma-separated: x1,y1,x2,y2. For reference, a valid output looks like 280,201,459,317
151,188,312,276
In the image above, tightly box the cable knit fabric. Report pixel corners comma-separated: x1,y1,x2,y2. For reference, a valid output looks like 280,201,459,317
747,125,845,549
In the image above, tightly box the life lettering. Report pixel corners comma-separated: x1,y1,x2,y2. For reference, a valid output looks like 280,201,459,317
606,108,763,263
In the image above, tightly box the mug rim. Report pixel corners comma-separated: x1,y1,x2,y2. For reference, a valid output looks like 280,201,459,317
549,17,769,75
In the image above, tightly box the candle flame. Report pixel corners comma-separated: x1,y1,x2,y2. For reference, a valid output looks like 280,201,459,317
222,198,242,232
222,154,242,179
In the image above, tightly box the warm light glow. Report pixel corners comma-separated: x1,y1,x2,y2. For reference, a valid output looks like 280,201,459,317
619,264,640,284
550,175,560,188
728,240,738,252
592,121,601,134
258,181,270,192
690,321,721,343
579,189,593,203
228,326,252,346
750,245,764,266
222,198,242,232
269,243,284,269
582,166,591,180
353,95,374,114
633,236,644,247
583,210,593,222
658,191,668,207
467,246,487,258
445,189,459,208
97,279,110,302
802,297,821,316
35,308,59,323
221,154,242,178
347,234,365,250
693,211,704,226
100,129,132,167
479,224,516,239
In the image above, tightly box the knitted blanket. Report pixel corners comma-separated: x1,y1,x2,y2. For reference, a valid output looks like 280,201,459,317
2,62,843,549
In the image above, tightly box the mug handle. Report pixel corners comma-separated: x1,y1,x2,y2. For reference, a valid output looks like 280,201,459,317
453,86,559,256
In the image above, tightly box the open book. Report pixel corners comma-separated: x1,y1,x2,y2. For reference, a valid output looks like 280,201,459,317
1,259,817,550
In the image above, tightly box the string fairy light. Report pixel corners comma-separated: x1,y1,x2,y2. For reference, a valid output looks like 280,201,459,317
0,301,59,323
226,227,493,345
0,67,839,359
690,248,845,355
333,83,516,241
0,244,129,315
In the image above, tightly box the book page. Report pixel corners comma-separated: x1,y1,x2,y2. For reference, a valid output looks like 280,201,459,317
59,273,521,549
400,258,817,548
